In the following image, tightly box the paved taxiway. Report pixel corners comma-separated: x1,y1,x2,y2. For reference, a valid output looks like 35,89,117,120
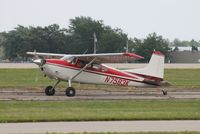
0,120,200,133
0,88,200,100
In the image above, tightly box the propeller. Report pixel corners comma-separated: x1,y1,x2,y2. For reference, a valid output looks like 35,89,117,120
31,50,46,82
31,50,46,68
33,59,46,67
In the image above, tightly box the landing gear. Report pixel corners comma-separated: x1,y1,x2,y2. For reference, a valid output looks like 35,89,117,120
162,89,167,95
44,79,76,97
45,86,55,96
65,79,76,97
66,87,76,97
44,80,60,96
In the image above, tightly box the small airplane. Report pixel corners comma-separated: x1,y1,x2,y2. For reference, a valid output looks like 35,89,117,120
27,50,167,97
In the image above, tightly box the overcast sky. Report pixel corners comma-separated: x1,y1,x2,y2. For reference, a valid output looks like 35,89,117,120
1,0,200,41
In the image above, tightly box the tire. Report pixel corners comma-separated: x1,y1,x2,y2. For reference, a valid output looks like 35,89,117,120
66,87,76,97
45,86,55,96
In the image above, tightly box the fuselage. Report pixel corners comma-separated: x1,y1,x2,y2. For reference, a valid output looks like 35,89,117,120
40,59,160,87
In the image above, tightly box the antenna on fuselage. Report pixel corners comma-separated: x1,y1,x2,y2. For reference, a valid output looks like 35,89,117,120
93,32,97,54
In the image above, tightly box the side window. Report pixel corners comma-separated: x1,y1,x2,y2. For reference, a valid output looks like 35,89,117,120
101,66,107,72
92,64,100,70
78,60,86,68
67,57,76,64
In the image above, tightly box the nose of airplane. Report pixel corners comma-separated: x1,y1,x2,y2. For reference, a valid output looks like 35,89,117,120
33,59,42,66
33,59,46,66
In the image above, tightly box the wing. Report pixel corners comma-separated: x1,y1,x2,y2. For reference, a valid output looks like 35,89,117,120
26,52,67,58
70,53,144,63
26,52,144,63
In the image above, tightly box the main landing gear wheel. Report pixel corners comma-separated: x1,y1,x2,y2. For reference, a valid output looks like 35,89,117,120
66,87,76,97
162,90,167,95
45,86,55,96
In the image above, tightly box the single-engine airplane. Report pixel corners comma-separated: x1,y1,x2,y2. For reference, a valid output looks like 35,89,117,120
27,50,166,97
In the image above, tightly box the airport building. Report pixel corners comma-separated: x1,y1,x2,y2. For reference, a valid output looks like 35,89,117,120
170,46,200,63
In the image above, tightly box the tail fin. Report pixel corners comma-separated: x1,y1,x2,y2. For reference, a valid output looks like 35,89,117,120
126,51,165,79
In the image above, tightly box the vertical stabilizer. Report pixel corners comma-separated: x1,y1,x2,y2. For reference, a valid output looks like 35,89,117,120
126,51,165,79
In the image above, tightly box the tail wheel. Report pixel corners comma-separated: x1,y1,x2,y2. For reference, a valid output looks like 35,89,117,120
66,87,76,97
45,86,55,96
162,90,167,95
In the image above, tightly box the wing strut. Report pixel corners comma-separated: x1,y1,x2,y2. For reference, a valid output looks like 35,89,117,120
71,57,97,80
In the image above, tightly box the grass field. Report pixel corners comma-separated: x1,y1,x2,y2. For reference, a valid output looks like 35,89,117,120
0,69,52,87
0,69,200,88
164,69,200,87
0,69,200,123
0,100,200,122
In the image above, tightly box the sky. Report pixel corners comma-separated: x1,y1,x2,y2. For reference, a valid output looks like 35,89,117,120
1,0,200,41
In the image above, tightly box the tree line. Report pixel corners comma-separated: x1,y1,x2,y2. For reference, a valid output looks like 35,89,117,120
172,38,200,47
0,16,199,62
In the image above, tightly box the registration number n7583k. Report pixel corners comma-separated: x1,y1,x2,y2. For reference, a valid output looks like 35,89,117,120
104,76,129,86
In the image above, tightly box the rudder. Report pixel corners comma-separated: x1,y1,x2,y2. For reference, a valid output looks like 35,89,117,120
126,51,165,79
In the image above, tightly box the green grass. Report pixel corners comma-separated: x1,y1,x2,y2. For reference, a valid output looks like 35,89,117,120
164,69,200,87
0,69,52,87
0,100,200,122
1,68,200,88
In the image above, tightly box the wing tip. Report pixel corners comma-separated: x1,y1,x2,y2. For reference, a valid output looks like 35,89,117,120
26,52,33,55
123,52,144,59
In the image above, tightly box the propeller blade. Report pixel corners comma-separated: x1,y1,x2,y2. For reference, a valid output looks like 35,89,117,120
33,59,46,66
33,59,42,66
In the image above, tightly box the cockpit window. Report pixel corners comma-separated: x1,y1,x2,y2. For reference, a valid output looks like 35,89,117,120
76,60,86,68
89,64,107,72
70,57,77,64
101,66,107,72
63,56,75,63
92,64,100,70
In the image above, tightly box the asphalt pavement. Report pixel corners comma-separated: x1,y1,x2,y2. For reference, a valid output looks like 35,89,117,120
0,120,200,133
1,88,200,100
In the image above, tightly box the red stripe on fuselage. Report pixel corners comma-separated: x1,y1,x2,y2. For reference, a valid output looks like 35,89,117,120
46,59,138,80
126,72,163,82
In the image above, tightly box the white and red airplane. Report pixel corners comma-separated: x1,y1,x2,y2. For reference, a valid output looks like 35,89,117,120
27,50,166,97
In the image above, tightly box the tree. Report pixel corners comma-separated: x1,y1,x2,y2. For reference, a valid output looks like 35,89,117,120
67,16,128,54
173,38,182,46
134,33,170,62
172,38,200,47
98,27,128,53
1,30,20,60
68,16,104,54
0,33,5,59
0,17,171,62
0,25,70,61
